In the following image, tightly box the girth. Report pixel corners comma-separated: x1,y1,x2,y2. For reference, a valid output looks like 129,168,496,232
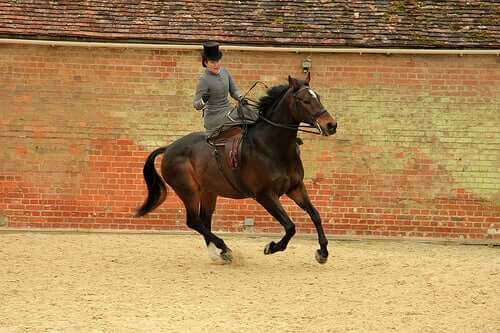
207,126,255,198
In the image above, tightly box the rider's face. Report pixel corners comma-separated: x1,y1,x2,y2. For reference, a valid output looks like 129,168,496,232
206,59,221,74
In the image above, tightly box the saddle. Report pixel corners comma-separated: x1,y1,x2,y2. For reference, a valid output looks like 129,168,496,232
207,126,254,198
207,126,243,169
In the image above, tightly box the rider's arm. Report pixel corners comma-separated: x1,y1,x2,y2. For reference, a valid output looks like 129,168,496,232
227,70,242,101
193,77,209,110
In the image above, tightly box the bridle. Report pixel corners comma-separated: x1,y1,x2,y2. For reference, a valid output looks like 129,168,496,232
258,86,328,135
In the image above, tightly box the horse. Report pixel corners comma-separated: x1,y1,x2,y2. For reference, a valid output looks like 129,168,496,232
135,73,337,264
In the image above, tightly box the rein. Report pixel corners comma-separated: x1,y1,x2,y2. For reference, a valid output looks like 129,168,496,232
259,115,324,134
257,86,326,135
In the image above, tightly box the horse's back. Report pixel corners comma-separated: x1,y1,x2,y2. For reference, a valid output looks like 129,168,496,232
163,131,217,172
164,131,208,156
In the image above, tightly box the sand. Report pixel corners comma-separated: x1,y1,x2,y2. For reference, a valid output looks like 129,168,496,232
1,232,499,332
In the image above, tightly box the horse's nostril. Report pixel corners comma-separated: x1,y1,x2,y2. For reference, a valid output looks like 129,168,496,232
327,122,337,133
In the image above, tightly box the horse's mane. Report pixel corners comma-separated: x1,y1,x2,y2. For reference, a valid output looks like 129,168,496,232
257,80,308,116
257,84,289,116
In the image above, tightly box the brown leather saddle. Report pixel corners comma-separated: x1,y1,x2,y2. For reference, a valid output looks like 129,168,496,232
207,126,254,197
207,126,243,169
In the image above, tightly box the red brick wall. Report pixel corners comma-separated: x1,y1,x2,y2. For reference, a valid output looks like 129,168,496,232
1,44,499,242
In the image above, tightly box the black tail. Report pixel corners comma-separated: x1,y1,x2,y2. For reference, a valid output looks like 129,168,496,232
135,146,168,217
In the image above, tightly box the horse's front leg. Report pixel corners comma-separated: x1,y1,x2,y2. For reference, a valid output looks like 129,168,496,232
287,184,329,264
256,193,296,255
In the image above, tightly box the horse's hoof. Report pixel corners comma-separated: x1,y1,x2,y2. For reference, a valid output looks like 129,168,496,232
221,250,233,264
315,249,328,264
207,242,231,264
264,241,276,255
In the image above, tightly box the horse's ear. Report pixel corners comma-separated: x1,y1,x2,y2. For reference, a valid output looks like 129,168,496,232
288,75,300,91
305,71,311,85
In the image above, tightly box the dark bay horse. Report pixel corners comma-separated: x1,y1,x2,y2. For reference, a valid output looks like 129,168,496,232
136,73,337,264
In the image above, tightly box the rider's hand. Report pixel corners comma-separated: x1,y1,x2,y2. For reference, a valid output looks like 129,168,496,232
239,97,249,106
202,94,210,104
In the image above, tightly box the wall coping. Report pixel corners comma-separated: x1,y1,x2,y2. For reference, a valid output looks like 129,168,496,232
1,38,499,56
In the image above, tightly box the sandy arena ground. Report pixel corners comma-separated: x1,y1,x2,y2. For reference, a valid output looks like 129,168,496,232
0,231,499,333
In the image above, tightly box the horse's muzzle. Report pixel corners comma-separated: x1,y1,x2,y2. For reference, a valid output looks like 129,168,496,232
326,121,337,135
316,111,337,136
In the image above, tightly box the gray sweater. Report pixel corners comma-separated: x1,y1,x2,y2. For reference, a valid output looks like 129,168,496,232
193,68,242,133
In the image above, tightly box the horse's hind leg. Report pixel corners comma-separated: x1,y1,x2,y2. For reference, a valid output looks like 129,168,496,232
200,192,217,246
287,183,328,264
180,193,232,263
165,159,232,263
173,177,232,263
199,192,226,262
256,193,296,255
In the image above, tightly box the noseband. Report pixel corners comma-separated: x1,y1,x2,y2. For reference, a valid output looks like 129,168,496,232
259,86,327,135
293,87,328,121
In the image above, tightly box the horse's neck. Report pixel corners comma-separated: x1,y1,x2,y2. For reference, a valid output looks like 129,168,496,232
249,100,299,157
270,98,297,126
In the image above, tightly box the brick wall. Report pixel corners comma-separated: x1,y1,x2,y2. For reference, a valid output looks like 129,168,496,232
1,44,499,242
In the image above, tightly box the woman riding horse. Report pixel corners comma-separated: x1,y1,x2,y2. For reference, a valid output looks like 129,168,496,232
193,41,249,137
137,72,337,264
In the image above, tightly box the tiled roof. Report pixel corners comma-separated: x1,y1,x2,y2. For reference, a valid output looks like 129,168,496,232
0,0,498,49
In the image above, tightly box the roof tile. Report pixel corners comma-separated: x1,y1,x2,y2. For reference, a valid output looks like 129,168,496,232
0,0,498,48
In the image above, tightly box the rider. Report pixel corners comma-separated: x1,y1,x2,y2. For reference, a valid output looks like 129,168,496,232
193,41,248,137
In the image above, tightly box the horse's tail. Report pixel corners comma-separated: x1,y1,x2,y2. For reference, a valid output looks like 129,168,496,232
135,146,168,217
